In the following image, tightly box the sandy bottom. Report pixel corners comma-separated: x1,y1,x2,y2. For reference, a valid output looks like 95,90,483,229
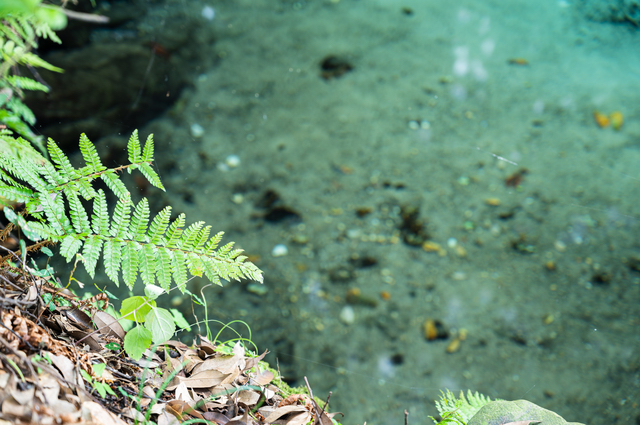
107,0,640,423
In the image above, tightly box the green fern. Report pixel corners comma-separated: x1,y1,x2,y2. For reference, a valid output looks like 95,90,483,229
0,131,263,292
431,390,494,425
1,1,66,152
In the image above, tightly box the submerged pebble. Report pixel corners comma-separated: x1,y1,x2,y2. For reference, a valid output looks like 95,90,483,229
339,305,355,324
225,154,241,168
190,123,204,138
271,244,288,257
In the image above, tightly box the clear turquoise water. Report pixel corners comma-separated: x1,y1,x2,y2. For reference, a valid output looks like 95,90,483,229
44,0,640,424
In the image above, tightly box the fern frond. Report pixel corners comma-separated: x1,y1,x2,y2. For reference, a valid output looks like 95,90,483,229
138,162,164,191
147,206,171,245
6,96,36,124
91,190,109,236
172,250,187,291
139,243,156,286
60,234,82,261
121,241,140,289
103,239,122,286
127,130,142,164
47,138,76,181
82,234,103,278
204,231,224,254
156,248,173,291
79,133,106,175
129,198,150,242
0,130,264,293
100,170,129,199
165,213,185,248
110,198,132,239
179,221,204,251
65,189,90,235
5,75,48,92
433,390,494,425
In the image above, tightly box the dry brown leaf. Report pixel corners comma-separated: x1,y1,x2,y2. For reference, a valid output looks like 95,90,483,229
0,372,9,389
122,407,146,422
9,384,34,405
47,352,75,384
202,410,231,424
191,353,242,376
81,401,129,425
2,398,27,417
157,405,181,425
260,405,309,423
147,402,166,416
92,311,125,340
281,411,313,425
243,350,268,371
253,369,274,386
166,399,205,420
197,336,217,357
236,390,261,405
174,382,193,402
38,373,61,403
220,365,241,385
138,385,156,407
64,308,93,330
168,369,229,390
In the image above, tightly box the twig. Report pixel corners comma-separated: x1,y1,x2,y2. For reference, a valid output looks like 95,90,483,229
304,376,325,425
319,391,332,419
59,8,109,23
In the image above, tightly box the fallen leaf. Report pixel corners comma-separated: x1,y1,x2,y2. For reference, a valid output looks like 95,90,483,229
253,369,274,386
202,411,231,424
47,352,76,385
260,405,309,423
81,401,130,425
168,369,229,390
92,311,125,340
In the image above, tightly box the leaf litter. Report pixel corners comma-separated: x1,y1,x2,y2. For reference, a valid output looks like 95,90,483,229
0,264,342,425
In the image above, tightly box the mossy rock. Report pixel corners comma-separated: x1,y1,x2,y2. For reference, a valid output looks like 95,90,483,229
468,400,584,425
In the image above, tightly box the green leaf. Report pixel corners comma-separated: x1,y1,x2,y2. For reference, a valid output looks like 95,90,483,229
179,221,204,251
119,296,155,323
80,369,93,384
123,325,152,361
145,307,175,344
105,342,121,351
144,284,164,300
92,363,106,377
170,308,191,331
